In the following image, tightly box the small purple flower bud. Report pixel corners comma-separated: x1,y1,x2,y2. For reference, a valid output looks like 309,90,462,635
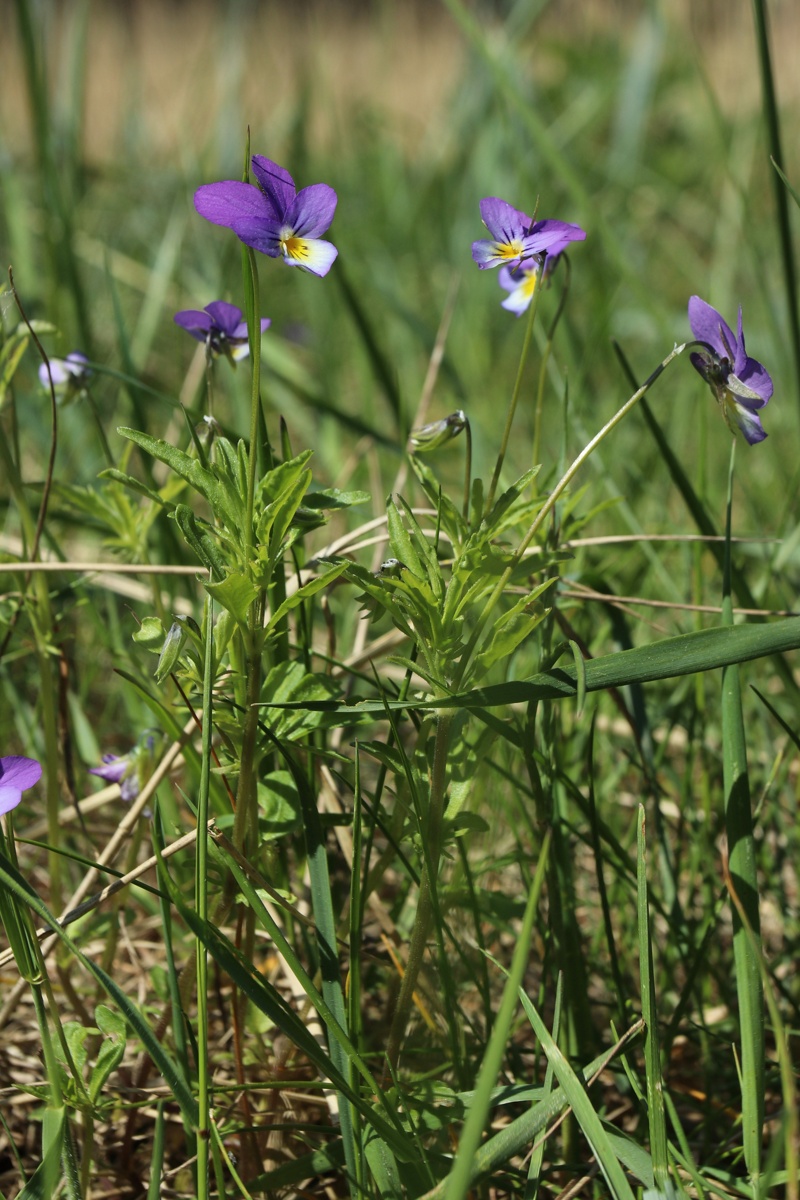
409,410,468,452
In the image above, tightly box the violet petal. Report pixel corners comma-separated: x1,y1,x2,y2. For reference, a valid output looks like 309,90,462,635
478,197,531,243
286,184,338,239
194,181,269,230
251,156,296,219
688,296,736,360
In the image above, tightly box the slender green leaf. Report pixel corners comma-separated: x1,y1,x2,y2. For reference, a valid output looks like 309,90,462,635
518,992,637,1200
637,806,671,1196
0,850,198,1127
263,617,800,715
442,832,550,1200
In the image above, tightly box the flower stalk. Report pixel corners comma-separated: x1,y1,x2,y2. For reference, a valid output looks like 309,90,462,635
457,341,686,689
486,279,543,512
384,710,454,1075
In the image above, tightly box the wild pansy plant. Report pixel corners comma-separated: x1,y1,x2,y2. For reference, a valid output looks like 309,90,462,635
470,197,585,271
194,154,338,276
685,296,772,1180
688,295,772,443
174,300,270,365
472,197,586,507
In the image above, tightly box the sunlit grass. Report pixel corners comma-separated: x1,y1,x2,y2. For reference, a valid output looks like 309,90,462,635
1,1,799,1197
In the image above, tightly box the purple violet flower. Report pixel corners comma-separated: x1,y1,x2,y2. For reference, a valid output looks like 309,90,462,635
0,756,42,817
688,296,773,445
471,197,585,272
497,232,574,316
174,301,270,363
194,155,338,277
38,352,91,402
90,732,163,803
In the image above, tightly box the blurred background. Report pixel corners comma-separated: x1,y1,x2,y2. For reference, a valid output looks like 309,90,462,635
1,0,799,558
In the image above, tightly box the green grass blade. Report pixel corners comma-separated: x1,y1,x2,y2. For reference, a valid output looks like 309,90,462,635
725,859,799,1200
518,993,637,1200
335,261,403,432
637,805,672,1197
264,617,800,715
15,1107,64,1200
721,445,764,1193
524,960,562,1200
442,830,551,1200
721,654,765,1189
0,850,198,1126
273,736,361,1190
145,1101,166,1200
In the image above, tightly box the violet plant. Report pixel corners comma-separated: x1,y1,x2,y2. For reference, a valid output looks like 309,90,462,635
174,300,271,365
1,28,795,1191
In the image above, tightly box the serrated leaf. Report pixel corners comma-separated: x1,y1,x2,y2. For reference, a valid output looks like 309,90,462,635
257,770,302,838
449,811,489,835
265,561,346,635
483,466,539,531
98,468,173,509
204,571,259,626
89,1036,126,1105
172,504,229,576
302,488,371,510
132,616,166,653
62,1022,90,1073
119,427,244,530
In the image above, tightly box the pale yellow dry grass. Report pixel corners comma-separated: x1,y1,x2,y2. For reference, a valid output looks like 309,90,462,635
1,0,798,168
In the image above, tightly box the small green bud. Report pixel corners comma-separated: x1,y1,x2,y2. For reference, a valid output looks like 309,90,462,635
409,410,467,453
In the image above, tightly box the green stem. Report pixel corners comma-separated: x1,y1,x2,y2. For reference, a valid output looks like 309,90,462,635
456,341,685,689
721,436,764,1193
532,256,571,471
384,710,453,1074
244,247,262,563
230,626,262,857
195,595,215,1200
486,279,542,511
462,416,473,523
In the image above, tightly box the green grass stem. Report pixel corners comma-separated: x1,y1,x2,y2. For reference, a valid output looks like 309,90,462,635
486,275,542,511
637,805,672,1197
442,829,550,1200
721,438,765,1193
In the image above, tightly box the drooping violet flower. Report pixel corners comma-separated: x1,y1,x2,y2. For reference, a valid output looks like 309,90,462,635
471,197,585,272
90,732,164,803
0,756,42,817
688,296,772,444
194,155,338,277
38,352,91,403
174,300,270,364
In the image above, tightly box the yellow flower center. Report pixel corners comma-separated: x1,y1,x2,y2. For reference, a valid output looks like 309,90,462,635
496,239,524,260
280,234,309,262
